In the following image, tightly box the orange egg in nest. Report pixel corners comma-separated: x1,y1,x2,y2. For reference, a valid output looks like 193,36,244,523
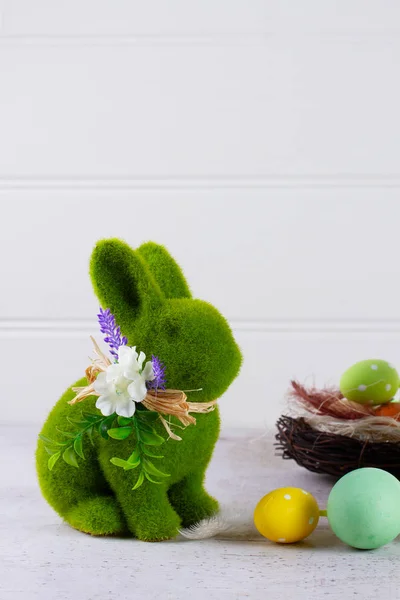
375,403,400,420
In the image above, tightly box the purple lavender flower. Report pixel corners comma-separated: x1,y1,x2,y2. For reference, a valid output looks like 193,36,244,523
97,307,128,360
148,355,166,390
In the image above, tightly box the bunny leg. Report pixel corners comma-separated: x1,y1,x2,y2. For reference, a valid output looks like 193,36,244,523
167,469,219,529
65,495,127,536
113,479,181,541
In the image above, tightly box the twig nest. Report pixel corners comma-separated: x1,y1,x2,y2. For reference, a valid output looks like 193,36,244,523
340,359,399,405
327,468,400,549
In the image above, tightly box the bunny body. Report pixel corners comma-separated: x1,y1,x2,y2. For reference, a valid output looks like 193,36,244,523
36,239,242,541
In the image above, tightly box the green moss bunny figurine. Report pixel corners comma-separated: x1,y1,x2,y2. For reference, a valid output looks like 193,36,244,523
36,239,242,541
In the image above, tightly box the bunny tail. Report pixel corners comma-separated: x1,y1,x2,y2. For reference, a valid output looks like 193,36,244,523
179,506,255,540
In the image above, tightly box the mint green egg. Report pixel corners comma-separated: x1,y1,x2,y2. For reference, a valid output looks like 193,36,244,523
327,468,400,549
340,359,399,405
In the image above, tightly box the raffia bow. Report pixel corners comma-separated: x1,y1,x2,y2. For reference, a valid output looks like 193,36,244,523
69,337,217,440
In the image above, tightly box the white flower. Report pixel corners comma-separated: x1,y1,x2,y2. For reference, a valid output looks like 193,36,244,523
94,346,155,417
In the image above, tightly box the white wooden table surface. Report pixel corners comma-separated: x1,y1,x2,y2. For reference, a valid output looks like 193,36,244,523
1,424,400,600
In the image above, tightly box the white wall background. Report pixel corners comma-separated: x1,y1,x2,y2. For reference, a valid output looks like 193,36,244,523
2,2,400,428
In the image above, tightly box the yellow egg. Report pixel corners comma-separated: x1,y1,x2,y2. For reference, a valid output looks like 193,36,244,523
254,487,320,543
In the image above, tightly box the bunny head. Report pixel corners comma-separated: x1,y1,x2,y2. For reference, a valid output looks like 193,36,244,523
90,239,242,402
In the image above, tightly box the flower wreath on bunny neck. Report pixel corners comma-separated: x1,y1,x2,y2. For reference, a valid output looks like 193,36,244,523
39,308,216,490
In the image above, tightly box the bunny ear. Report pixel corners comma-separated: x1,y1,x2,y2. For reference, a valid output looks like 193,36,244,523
90,239,163,329
137,242,191,299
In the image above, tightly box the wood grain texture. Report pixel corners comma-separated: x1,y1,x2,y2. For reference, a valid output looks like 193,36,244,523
1,425,399,600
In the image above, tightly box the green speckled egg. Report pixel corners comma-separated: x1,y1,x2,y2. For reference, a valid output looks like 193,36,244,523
327,468,400,549
340,359,399,405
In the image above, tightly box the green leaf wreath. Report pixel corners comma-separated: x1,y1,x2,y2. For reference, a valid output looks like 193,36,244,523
39,308,215,491
40,407,170,489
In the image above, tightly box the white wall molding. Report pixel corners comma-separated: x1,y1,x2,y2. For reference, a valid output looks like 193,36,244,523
3,194,400,323
3,318,400,336
2,3,400,426
2,176,400,190
0,34,270,47
5,331,400,426
3,1,400,38
2,42,399,178
1,32,400,45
